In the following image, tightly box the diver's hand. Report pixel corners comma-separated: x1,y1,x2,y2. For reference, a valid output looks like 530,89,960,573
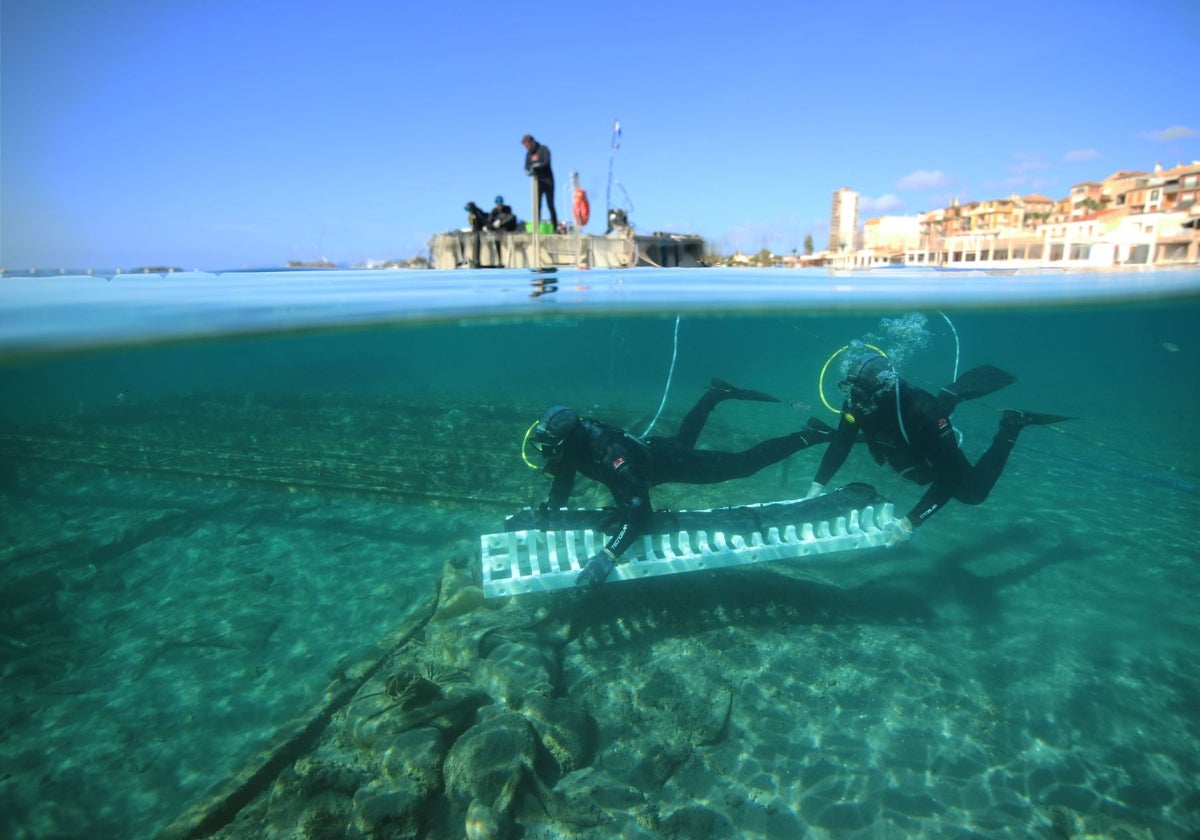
884,516,914,546
805,481,826,500
533,502,552,529
576,550,616,587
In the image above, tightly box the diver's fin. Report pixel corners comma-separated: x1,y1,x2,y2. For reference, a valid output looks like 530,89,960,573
709,378,781,403
1001,409,1072,430
805,417,837,435
937,365,1017,413
797,416,837,445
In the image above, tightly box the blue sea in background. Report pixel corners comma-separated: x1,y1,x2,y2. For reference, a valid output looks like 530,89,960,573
1,267,1198,838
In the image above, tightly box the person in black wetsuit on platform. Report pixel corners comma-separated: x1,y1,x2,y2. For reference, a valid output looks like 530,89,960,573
487,195,518,232
529,380,836,587
806,348,1069,540
521,134,557,229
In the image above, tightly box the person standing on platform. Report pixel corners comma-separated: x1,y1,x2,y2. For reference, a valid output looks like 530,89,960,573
522,134,557,229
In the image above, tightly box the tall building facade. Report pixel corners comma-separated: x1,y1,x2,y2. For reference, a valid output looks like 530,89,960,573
830,188,860,251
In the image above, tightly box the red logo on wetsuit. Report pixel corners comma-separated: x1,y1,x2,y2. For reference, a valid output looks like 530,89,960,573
936,417,949,430
611,457,626,469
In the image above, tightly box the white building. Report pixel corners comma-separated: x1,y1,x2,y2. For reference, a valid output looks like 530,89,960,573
829,188,860,252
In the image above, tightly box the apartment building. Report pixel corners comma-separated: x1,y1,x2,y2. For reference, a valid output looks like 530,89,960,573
829,188,860,252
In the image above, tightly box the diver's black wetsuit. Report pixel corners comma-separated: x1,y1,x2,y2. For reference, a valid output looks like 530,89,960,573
815,381,1019,527
545,390,826,559
524,140,557,228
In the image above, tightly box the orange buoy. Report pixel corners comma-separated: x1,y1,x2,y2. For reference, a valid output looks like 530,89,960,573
573,188,591,227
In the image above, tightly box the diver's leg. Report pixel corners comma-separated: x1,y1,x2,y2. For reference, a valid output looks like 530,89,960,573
673,380,783,449
956,409,1070,503
666,430,822,484
673,389,726,449
540,178,558,228
952,415,1024,504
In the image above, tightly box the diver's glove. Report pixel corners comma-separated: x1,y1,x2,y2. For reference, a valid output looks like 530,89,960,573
884,516,915,546
576,549,616,587
534,501,553,529
805,481,826,500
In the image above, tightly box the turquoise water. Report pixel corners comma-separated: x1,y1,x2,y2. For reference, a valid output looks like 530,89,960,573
1,268,1198,838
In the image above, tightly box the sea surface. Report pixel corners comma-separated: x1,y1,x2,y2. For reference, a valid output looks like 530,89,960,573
1,267,1198,839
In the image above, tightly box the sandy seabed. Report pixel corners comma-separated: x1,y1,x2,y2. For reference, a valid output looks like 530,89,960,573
1,391,1197,840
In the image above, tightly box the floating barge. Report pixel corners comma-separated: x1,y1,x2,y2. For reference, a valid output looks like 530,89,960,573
428,229,706,269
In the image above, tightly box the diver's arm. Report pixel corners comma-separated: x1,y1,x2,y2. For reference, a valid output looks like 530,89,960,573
906,484,954,527
812,412,857,486
575,463,650,587
545,466,576,510
905,425,965,526
603,489,650,558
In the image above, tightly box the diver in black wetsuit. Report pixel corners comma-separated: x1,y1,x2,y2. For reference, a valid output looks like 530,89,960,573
806,350,1069,539
529,380,836,587
522,134,557,229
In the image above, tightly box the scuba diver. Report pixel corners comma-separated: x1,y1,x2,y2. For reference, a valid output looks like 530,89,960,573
529,380,837,587
806,348,1069,538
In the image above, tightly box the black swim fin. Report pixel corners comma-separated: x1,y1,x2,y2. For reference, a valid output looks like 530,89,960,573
805,417,837,435
1001,409,1072,430
709,378,781,403
798,416,837,445
937,365,1017,413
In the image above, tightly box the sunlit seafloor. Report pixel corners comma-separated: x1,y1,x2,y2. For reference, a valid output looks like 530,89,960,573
1,268,1198,839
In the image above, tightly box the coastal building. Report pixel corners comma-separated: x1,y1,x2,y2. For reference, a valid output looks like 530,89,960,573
862,216,920,252
829,188,860,252
1069,181,1104,217
893,206,1197,270
1099,170,1148,210
828,159,1200,271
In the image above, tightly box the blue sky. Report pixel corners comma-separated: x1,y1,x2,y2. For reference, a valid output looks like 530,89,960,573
2,0,1198,269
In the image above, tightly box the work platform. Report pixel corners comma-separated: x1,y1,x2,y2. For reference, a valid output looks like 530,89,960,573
429,230,706,270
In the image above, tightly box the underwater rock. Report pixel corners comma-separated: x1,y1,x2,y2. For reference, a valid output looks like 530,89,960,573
329,643,388,683
432,583,486,623
292,755,369,798
549,767,647,833
351,782,424,839
348,665,485,749
657,803,735,838
264,765,356,839
519,694,595,773
631,742,693,791
443,711,538,813
465,798,515,840
474,639,558,705
281,790,354,840
378,727,446,793
695,684,735,746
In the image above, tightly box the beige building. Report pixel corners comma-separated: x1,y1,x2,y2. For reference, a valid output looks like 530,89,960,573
862,216,921,252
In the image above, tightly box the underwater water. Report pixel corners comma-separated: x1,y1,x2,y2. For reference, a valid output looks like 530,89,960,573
1,267,1198,839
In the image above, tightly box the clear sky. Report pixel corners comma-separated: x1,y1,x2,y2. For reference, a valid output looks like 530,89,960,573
2,0,1198,270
